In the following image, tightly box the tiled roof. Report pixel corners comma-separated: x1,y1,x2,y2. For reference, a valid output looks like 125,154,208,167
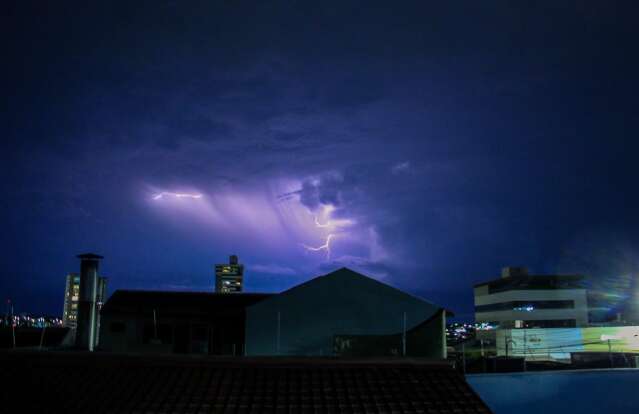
1,351,492,413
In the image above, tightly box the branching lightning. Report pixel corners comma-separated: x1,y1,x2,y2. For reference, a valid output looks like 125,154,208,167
302,234,334,260
153,192,203,200
302,205,339,259
314,216,331,228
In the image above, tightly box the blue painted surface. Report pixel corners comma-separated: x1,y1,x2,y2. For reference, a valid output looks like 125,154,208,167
467,369,639,413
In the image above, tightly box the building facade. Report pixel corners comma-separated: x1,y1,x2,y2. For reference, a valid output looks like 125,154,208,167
99,268,448,359
474,267,588,329
99,291,270,354
215,255,244,293
245,268,448,358
62,272,107,330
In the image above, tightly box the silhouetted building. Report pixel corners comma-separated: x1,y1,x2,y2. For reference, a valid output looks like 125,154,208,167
215,254,244,293
99,268,449,359
245,268,449,358
474,267,588,329
99,291,271,354
62,272,107,330
75,253,105,351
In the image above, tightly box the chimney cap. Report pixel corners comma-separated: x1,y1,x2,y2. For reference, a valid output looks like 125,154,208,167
77,253,104,260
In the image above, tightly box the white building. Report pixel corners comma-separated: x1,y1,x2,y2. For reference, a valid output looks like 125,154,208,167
474,267,588,329
215,255,244,293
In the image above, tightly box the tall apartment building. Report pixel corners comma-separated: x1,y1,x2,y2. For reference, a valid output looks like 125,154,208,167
215,255,244,293
62,272,107,329
474,267,588,329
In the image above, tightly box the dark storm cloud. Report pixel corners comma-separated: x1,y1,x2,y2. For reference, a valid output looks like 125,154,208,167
2,1,639,317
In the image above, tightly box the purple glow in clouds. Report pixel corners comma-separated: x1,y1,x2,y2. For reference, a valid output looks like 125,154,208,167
145,176,389,279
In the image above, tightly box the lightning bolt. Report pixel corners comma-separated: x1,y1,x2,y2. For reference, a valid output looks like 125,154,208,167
314,216,331,228
301,204,349,260
153,192,203,200
301,234,334,260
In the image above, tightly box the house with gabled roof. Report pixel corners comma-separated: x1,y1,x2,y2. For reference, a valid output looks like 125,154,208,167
245,267,449,358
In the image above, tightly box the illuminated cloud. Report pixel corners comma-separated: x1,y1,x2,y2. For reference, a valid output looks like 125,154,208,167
152,192,203,200
391,161,411,175
251,264,297,276
145,172,384,276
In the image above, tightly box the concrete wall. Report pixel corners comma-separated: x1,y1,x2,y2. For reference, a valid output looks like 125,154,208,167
467,369,639,414
98,314,196,354
245,269,442,357
99,314,171,354
334,309,446,357
100,311,247,355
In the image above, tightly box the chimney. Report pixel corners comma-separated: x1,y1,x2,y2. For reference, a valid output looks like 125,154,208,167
75,253,103,351
501,266,528,279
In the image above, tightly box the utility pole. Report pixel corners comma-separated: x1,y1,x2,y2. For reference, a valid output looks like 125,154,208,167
276,311,281,355
480,339,487,373
461,341,466,375
402,312,407,357
608,339,613,368
11,301,15,349
504,335,508,358
523,329,527,371
153,309,158,340
39,324,46,350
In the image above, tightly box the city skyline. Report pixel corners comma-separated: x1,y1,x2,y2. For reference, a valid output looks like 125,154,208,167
3,2,639,321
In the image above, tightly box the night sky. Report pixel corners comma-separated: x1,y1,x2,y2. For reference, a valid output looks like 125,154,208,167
2,1,639,320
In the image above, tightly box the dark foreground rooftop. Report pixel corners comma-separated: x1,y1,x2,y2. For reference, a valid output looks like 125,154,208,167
0,351,491,413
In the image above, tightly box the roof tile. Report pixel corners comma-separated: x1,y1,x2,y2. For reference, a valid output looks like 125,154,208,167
1,352,492,413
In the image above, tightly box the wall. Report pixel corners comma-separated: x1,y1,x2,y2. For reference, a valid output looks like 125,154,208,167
334,310,445,357
245,269,442,357
495,326,639,361
467,369,639,414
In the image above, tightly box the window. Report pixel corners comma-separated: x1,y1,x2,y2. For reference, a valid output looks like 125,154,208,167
475,300,575,313
522,319,576,328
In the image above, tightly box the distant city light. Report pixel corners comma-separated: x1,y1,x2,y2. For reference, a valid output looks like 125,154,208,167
1,313,63,328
